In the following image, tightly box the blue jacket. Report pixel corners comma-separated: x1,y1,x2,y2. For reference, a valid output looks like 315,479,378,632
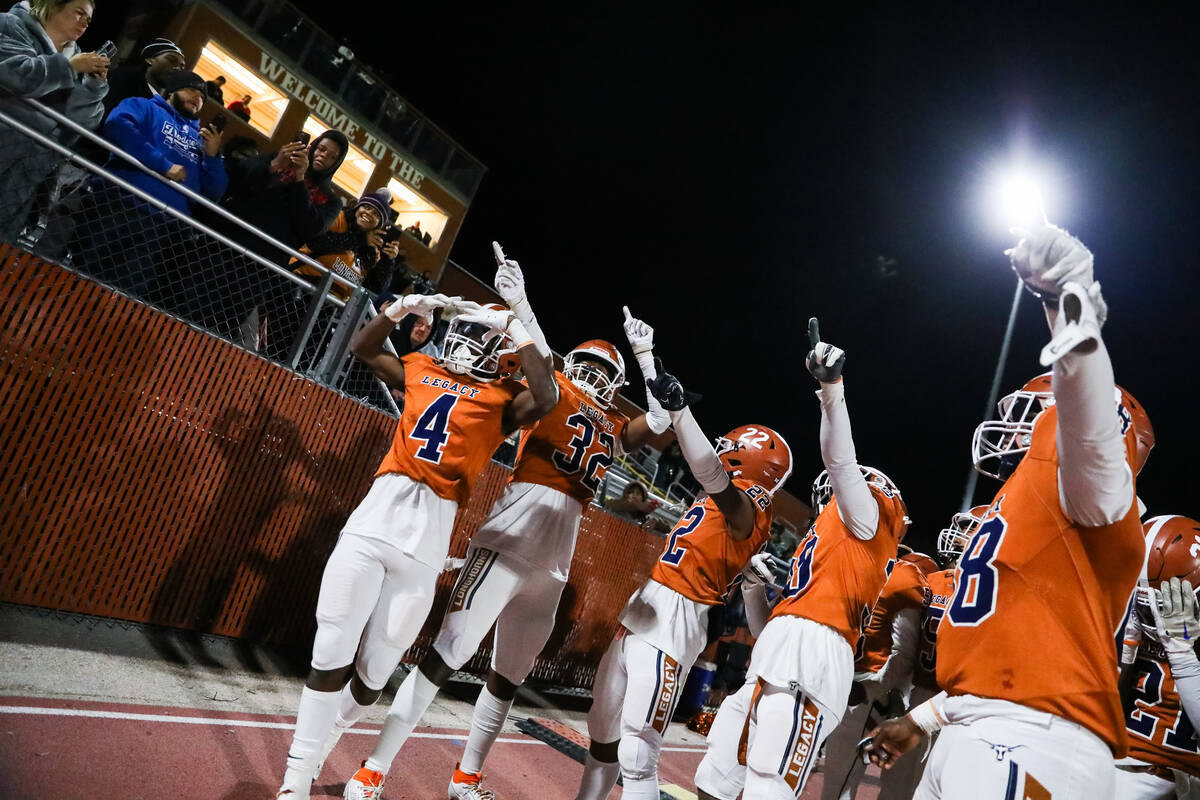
103,94,228,215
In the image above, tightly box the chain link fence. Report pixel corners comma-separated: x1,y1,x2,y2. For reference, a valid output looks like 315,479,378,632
0,94,399,416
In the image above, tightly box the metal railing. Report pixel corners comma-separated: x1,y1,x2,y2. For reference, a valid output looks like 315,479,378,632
0,93,398,415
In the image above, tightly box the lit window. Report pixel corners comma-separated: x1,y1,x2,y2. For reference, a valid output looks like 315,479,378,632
385,178,448,248
192,40,288,138
302,116,374,197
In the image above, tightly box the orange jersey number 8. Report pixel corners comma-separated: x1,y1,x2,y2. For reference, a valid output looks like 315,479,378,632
661,507,706,566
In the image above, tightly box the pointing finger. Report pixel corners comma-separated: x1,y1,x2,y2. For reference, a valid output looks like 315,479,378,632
623,305,634,323
492,241,506,265
808,317,821,351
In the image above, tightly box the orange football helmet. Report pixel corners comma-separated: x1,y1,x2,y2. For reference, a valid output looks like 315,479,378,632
900,551,940,575
714,424,793,494
937,505,989,563
440,302,515,381
1136,515,1200,640
563,339,626,406
972,373,1154,480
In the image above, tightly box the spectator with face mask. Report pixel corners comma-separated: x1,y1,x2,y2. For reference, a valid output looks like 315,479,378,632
0,0,109,242
102,37,185,118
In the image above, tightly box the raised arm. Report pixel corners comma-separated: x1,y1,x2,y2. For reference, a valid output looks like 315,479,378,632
349,293,465,388
646,370,757,539
1009,226,1134,526
620,306,671,452
807,318,878,539
492,241,553,369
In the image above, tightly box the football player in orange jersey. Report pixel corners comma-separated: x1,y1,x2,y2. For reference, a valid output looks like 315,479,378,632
342,300,668,800
818,549,934,800
694,319,910,800
866,225,1156,800
1115,515,1200,799
274,245,558,800
574,350,793,800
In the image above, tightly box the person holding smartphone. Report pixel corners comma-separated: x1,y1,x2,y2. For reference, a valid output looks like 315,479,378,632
0,0,109,242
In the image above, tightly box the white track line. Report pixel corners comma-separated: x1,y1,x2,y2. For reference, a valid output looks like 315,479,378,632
0,705,706,752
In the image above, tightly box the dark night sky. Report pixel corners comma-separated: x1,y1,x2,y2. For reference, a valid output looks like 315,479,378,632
112,4,1200,552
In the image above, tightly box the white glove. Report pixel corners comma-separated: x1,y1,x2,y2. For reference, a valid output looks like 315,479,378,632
492,241,549,357
384,293,468,324
624,305,670,435
741,552,777,588
455,304,534,350
1120,598,1144,665
1008,224,1094,300
492,241,528,308
1146,577,1200,655
623,305,655,357
1038,280,1106,366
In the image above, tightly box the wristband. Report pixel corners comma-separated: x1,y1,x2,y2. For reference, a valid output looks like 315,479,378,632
507,318,534,350
907,697,947,736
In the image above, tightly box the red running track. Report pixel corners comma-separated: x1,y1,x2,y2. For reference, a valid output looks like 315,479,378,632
0,697,879,799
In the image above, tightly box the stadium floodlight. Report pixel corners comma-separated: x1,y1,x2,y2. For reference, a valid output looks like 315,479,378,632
994,171,1049,229
961,163,1055,511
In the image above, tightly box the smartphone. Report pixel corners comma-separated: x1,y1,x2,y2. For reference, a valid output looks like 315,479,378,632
292,131,311,145
210,113,227,133
97,40,117,59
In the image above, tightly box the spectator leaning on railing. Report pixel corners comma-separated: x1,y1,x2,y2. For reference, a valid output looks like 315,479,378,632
200,129,347,352
292,187,401,301
71,71,226,302
0,0,108,242
102,70,226,214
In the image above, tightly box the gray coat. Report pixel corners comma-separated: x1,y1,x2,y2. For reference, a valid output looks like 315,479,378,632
0,0,107,140
0,1,108,241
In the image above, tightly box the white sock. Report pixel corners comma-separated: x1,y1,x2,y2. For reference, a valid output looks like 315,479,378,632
459,686,514,774
364,668,441,773
620,775,660,799
282,686,341,788
335,682,372,729
575,753,621,800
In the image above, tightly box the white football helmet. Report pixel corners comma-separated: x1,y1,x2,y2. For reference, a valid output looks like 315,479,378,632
439,303,515,381
811,465,902,516
563,339,626,406
971,374,1055,481
936,505,988,563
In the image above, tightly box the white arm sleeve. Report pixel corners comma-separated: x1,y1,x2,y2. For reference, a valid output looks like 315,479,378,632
1167,649,1200,731
741,582,771,638
635,352,671,435
509,297,551,359
876,608,920,693
1053,337,1135,527
817,381,878,539
669,407,731,496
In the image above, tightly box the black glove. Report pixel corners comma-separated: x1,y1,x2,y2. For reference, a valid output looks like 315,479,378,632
646,359,702,411
805,317,846,383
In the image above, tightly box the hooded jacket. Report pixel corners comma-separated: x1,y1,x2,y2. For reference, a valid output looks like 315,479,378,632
0,0,108,140
103,93,228,214
212,130,348,265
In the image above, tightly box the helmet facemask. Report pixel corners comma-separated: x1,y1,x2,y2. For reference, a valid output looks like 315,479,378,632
811,466,902,516
937,507,985,563
439,318,513,381
564,353,622,406
972,388,1054,480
